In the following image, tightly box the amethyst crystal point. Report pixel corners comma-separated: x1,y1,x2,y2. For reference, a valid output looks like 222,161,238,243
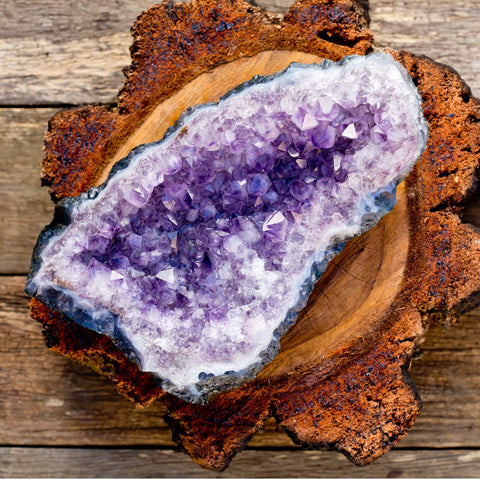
26,52,428,403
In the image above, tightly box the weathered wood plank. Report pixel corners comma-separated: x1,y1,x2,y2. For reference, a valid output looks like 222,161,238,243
369,0,480,97
0,276,175,447
0,109,56,274
0,0,479,105
2,447,480,478
0,1,155,105
400,308,480,448
2,276,480,448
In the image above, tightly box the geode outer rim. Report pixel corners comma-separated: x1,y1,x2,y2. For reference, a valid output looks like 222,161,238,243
25,52,427,404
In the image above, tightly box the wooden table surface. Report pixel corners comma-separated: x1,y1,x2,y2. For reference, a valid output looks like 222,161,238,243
1,0,480,477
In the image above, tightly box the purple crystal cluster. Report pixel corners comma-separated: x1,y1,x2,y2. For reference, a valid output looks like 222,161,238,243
26,53,428,403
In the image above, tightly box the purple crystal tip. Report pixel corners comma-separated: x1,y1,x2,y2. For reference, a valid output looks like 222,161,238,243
26,52,428,403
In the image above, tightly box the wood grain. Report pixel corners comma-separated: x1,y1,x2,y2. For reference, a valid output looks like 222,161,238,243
370,0,480,98
400,308,480,448
3,447,480,478
0,0,155,105
0,109,55,274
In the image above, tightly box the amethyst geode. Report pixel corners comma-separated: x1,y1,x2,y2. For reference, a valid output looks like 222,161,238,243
26,53,428,403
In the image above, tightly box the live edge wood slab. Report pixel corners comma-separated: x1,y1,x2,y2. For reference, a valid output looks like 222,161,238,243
28,0,480,472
